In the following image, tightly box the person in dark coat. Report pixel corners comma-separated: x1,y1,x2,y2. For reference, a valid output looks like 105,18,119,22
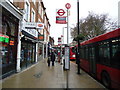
47,55,51,66
51,51,55,66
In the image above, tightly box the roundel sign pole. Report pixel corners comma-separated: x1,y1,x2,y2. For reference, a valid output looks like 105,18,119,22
65,3,71,90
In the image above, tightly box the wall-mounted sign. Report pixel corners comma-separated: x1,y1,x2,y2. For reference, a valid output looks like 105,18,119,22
24,22,36,29
0,34,9,43
24,22,44,29
22,29,38,38
10,40,14,45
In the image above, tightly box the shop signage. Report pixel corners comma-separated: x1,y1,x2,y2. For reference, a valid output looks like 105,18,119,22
36,23,44,29
10,41,14,45
24,22,44,29
38,34,44,41
25,22,36,29
0,34,9,43
23,29,38,38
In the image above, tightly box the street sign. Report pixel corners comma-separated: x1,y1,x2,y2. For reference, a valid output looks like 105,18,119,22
56,16,67,24
57,9,65,16
65,3,71,9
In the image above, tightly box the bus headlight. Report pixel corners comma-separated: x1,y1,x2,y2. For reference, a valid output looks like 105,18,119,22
72,55,75,57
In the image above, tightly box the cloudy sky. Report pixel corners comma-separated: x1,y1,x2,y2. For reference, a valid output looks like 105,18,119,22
43,0,119,45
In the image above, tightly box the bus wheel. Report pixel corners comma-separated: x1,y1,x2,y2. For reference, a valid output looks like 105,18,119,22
101,72,111,88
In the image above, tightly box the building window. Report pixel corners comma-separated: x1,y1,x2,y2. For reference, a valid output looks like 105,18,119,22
38,1,41,14
41,8,44,19
25,2,30,21
31,9,35,22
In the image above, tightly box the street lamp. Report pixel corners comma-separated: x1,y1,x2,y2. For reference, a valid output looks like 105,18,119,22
77,0,80,74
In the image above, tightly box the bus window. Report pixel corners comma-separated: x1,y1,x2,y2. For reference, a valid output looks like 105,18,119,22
111,38,120,68
99,41,110,65
85,47,89,60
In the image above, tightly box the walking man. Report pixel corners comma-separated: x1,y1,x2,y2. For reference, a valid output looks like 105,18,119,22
51,51,55,66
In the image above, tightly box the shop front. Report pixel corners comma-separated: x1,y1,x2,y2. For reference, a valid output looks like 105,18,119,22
0,4,22,78
20,28,38,70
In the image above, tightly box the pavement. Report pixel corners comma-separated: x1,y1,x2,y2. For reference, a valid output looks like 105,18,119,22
1,58,105,89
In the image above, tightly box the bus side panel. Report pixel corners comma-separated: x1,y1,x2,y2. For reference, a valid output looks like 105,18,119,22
80,59,90,73
97,64,120,88
111,69,120,88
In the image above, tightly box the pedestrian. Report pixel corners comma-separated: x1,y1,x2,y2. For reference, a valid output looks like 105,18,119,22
51,51,55,66
47,55,51,66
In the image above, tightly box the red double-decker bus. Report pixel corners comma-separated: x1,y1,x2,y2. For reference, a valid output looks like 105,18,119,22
79,28,120,89
70,46,76,61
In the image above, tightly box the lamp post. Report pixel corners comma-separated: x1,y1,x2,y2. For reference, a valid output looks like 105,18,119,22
77,0,80,74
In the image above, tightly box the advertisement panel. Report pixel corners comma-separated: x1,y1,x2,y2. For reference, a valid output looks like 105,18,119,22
65,46,70,70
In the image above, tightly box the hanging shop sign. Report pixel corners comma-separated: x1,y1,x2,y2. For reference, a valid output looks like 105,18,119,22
56,9,67,24
0,34,9,43
36,23,44,30
38,34,44,41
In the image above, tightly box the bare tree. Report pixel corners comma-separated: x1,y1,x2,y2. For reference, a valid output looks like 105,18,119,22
71,12,118,41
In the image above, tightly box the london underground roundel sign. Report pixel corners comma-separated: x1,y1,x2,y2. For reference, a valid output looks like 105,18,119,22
57,9,65,16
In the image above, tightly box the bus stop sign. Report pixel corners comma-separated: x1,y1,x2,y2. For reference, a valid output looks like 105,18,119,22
65,3,71,9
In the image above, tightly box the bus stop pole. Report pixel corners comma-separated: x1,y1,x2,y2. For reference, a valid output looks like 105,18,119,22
77,0,80,74
67,8,69,89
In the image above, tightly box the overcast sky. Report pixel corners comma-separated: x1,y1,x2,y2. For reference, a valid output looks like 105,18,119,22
43,0,119,45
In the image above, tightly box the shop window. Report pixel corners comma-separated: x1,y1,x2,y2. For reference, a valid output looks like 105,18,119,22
2,21,8,35
1,44,9,64
8,21,15,36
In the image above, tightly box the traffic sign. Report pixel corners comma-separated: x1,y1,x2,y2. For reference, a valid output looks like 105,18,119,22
65,3,71,9
57,9,65,16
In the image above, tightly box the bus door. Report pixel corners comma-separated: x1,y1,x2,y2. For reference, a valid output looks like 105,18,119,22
89,47,96,77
